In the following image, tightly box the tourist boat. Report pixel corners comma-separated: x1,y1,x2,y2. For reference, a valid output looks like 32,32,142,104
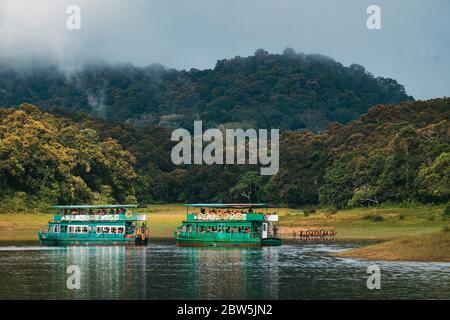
174,203,282,247
38,205,149,246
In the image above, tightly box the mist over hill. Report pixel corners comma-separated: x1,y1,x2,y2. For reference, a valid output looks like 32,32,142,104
0,49,413,132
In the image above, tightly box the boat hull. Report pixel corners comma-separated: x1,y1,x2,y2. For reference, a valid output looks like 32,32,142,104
261,238,282,246
38,232,143,246
175,237,281,247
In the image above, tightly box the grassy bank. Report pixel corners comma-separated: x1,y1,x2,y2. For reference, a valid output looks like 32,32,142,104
336,231,450,262
278,206,447,240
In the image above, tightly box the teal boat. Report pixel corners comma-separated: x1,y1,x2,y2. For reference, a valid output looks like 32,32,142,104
38,205,149,246
175,204,282,247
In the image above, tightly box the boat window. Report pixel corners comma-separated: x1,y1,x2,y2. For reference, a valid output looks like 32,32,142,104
96,226,123,234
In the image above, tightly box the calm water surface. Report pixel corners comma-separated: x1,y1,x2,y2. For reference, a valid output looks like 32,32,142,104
0,240,449,299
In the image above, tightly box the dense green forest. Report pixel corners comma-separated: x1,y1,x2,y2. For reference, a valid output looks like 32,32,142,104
0,49,412,133
1,98,448,210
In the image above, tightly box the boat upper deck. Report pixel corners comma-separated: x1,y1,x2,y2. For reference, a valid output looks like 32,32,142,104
51,205,146,222
183,203,279,223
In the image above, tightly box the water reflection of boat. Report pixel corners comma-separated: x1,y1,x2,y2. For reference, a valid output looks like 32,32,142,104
175,204,282,247
38,205,149,246
183,245,280,299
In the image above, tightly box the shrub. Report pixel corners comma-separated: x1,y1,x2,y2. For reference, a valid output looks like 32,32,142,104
363,214,384,222
328,207,338,215
124,195,138,204
303,208,316,217
443,203,450,220
323,207,338,218
442,225,450,232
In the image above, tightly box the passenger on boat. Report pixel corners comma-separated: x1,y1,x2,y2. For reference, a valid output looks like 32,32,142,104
121,208,126,215
109,209,115,215
89,209,93,215
140,223,147,235
272,225,279,238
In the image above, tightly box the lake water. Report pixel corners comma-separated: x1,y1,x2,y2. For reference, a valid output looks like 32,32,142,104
0,240,449,300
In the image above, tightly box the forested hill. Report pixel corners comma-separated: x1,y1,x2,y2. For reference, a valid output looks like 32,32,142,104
0,98,448,210
0,48,412,132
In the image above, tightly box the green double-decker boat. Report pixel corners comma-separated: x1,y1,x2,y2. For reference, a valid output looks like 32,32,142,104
175,203,282,247
38,205,149,246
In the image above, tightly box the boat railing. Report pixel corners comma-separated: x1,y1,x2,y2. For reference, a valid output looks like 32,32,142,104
53,214,146,221
39,231,127,239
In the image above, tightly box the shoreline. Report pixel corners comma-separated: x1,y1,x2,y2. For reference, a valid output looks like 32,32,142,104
335,231,450,263
0,205,448,262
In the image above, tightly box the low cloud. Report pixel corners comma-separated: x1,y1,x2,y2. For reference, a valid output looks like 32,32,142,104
0,0,449,99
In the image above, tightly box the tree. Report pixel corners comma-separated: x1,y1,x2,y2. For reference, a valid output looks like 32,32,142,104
417,152,450,202
319,154,355,208
229,171,264,203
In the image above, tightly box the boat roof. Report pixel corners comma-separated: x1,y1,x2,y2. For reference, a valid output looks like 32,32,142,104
184,203,276,209
52,204,138,209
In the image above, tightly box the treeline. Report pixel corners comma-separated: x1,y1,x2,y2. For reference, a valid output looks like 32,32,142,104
0,48,412,133
0,105,137,210
0,99,448,210
274,98,449,207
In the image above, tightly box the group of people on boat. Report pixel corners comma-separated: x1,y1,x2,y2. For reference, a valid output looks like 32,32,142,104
191,225,252,234
199,208,255,215
59,208,129,216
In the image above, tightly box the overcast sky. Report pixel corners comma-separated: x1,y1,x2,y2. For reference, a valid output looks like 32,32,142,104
0,0,449,100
